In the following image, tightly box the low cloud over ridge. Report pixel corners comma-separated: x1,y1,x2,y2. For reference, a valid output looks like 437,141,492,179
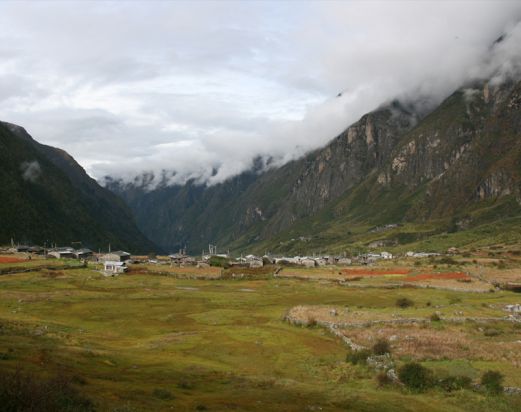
1,1,521,188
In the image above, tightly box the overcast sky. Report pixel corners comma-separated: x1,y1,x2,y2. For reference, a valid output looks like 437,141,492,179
1,1,521,187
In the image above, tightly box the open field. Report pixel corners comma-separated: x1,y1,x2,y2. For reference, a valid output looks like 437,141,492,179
277,265,493,292
0,262,520,411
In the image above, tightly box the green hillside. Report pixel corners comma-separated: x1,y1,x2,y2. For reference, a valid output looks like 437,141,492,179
0,121,158,253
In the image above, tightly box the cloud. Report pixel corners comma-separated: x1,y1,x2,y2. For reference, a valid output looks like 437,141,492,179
20,160,41,182
0,1,521,188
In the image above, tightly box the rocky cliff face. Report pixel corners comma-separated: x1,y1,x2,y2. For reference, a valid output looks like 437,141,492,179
109,77,521,254
108,101,420,252
376,79,521,220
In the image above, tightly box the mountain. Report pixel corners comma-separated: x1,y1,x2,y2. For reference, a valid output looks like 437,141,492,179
0,121,159,253
108,76,521,255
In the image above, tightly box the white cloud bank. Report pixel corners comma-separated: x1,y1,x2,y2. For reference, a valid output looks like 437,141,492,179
0,1,521,187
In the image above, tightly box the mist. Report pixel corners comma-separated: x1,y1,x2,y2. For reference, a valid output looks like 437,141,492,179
20,160,42,183
1,1,521,188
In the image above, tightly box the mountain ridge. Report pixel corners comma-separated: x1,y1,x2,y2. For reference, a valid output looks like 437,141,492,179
108,76,521,255
0,121,159,253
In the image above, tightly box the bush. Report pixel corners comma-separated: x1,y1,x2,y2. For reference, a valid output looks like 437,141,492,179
483,328,501,337
439,256,457,265
346,349,371,365
152,388,174,400
481,370,504,395
0,369,94,411
398,362,433,392
448,296,462,305
396,297,414,308
430,313,441,322
208,256,230,268
372,339,391,355
438,375,472,392
376,372,393,387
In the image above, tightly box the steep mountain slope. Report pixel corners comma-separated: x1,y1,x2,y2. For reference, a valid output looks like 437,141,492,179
0,121,158,253
108,101,419,252
244,78,521,255
108,76,521,255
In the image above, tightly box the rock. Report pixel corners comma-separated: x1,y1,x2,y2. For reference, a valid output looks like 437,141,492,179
386,368,399,382
367,353,394,371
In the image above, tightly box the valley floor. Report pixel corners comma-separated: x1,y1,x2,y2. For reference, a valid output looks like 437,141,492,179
0,258,520,411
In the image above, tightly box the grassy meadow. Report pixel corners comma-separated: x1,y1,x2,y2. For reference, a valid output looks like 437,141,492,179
0,260,520,411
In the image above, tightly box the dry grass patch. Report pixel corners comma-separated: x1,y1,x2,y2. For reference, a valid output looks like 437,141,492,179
339,324,521,365
130,264,222,278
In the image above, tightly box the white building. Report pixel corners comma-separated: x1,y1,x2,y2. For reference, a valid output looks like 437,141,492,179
103,261,128,275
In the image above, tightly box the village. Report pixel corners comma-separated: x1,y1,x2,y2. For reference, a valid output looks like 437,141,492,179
1,241,457,275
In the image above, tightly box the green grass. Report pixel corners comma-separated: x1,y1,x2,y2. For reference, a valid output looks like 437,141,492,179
0,268,520,411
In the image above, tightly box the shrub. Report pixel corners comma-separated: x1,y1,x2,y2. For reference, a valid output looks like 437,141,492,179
372,339,391,355
439,257,457,265
346,349,371,365
0,369,94,411
438,375,472,392
448,296,462,305
398,362,433,392
306,316,318,328
483,328,501,337
481,370,504,395
376,372,393,387
396,297,414,308
208,256,229,268
430,313,441,322
152,388,174,400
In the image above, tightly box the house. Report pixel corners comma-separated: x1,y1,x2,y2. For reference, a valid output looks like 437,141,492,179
406,251,440,258
8,245,29,253
73,248,93,259
47,247,75,259
244,254,264,268
262,255,274,265
315,258,328,266
381,251,393,260
101,251,131,262
300,257,316,268
103,261,128,275
275,257,298,264
169,252,195,266
28,246,44,255
248,257,264,268
337,257,352,265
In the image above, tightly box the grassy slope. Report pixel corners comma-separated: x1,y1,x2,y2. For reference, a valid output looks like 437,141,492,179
0,267,520,411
